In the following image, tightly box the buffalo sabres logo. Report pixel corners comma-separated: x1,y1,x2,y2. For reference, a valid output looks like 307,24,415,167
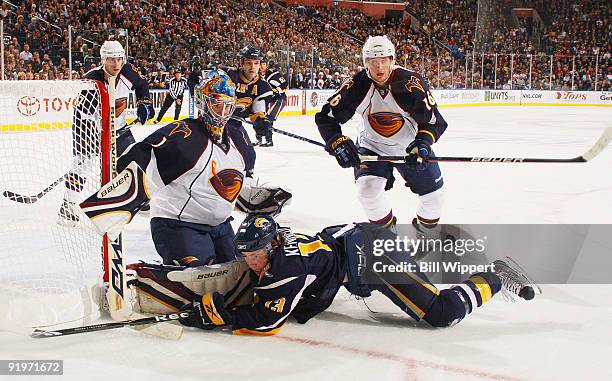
235,97,253,112
208,160,244,202
367,109,405,138
169,121,192,138
404,76,425,94
254,217,271,228
115,97,128,117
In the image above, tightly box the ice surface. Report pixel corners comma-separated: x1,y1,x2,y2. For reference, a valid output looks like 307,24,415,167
2,106,611,381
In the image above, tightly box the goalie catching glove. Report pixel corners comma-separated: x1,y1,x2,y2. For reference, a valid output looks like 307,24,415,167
80,161,151,240
179,292,231,330
236,177,292,217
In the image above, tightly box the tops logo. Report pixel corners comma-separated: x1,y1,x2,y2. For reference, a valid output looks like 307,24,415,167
17,96,41,116
554,92,587,101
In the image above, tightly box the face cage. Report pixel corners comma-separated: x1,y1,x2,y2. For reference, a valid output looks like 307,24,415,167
197,93,236,138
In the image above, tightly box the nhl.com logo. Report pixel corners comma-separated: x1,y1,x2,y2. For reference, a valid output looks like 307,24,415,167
17,96,41,116
310,92,319,108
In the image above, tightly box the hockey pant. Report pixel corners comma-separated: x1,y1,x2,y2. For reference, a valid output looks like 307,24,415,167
150,217,237,267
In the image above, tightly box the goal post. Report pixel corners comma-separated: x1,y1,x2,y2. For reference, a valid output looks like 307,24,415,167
0,80,115,329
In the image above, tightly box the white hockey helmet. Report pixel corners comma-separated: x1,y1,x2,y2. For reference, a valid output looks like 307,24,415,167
362,35,396,67
100,40,125,64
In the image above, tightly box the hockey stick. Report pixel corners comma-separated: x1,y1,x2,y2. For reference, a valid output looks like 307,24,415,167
361,127,612,164
1,122,139,204
230,116,326,148
1,157,88,204
31,311,190,338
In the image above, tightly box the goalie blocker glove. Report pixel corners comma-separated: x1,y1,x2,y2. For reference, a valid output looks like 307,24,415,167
327,135,360,168
80,161,151,240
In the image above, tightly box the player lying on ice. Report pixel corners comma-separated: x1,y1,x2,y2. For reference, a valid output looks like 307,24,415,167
177,214,540,335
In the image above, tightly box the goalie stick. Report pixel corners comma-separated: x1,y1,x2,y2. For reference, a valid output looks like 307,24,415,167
31,311,190,339
360,127,612,164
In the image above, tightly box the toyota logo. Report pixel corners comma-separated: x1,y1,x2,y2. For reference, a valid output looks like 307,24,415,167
17,96,41,116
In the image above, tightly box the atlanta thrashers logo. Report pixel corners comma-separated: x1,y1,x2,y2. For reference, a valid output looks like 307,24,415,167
115,97,128,117
169,121,192,138
404,76,425,94
208,160,244,202
367,111,405,137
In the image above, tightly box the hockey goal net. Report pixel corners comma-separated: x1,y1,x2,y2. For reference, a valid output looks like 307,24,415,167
0,80,111,329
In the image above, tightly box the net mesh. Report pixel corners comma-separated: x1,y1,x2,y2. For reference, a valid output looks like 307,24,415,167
0,80,106,328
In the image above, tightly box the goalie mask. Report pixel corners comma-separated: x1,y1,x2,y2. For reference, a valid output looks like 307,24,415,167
194,69,237,141
234,215,278,256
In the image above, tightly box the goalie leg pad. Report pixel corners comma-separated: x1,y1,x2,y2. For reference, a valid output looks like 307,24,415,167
127,260,253,314
79,161,150,240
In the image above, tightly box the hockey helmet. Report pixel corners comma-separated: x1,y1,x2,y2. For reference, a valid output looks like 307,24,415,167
362,35,395,67
194,69,237,141
240,46,264,61
234,215,278,255
100,40,125,64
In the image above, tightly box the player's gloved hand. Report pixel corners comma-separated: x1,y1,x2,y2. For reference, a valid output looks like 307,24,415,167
179,292,231,330
136,98,154,124
327,135,360,168
406,131,434,170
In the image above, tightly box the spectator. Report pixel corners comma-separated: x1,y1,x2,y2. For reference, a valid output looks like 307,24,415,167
19,43,33,62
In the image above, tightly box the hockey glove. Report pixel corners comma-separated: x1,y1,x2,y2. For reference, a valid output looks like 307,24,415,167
179,292,232,330
406,131,434,170
187,71,201,96
327,135,360,168
136,98,155,124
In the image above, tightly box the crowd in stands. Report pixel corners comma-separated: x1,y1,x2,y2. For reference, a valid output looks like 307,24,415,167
1,0,609,91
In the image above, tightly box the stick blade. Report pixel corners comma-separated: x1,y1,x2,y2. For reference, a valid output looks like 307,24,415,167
2,190,37,204
581,127,612,162
30,329,62,339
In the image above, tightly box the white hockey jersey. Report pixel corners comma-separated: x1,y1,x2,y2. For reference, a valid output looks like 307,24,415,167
84,63,150,129
316,66,448,156
117,119,254,226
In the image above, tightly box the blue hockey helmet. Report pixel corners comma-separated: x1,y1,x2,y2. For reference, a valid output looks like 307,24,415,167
240,46,264,61
234,215,278,255
194,69,236,140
